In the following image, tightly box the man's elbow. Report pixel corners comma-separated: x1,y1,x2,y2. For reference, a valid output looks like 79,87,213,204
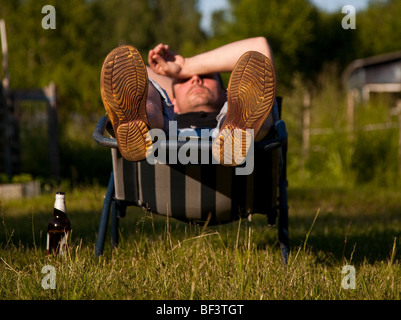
254,36,274,59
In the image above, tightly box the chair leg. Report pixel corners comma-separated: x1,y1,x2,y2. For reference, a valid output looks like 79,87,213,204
278,143,289,264
111,200,119,250
111,200,127,250
95,172,115,257
278,179,289,264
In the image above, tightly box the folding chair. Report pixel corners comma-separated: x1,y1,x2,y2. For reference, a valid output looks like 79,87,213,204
93,97,289,263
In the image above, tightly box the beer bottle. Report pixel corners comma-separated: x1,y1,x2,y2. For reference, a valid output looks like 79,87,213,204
46,192,71,256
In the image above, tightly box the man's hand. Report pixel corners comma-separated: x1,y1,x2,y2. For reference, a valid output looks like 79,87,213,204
148,43,187,78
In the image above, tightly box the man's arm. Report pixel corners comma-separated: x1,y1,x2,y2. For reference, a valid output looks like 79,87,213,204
146,66,174,100
148,37,275,79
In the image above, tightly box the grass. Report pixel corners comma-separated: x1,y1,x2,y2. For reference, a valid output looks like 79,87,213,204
0,183,400,300
2,75,401,300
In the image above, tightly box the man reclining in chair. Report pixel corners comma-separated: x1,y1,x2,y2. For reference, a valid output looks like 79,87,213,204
100,37,277,166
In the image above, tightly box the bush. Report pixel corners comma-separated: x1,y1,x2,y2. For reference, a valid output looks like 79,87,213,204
351,129,399,186
285,70,400,188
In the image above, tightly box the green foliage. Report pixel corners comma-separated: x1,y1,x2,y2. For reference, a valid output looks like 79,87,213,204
356,0,401,58
0,173,33,183
352,129,398,185
0,185,400,299
11,173,33,183
351,97,400,186
0,0,206,183
212,0,401,88
1,0,401,187
1,1,401,301
282,64,401,189
0,0,206,117
213,0,320,85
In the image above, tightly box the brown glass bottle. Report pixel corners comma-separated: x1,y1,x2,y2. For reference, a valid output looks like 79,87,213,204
46,192,71,256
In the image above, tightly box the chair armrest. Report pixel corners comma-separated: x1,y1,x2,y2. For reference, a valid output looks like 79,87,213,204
255,120,288,150
93,116,118,149
93,116,288,152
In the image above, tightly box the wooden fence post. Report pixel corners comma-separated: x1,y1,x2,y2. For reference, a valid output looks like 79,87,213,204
0,19,9,93
44,82,60,179
390,100,401,174
347,89,356,142
302,90,311,167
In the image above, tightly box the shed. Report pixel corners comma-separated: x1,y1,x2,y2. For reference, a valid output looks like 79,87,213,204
342,51,401,169
343,50,401,101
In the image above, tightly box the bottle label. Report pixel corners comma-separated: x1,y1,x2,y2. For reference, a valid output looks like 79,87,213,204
46,231,69,256
54,192,66,212
59,231,69,257
54,198,66,212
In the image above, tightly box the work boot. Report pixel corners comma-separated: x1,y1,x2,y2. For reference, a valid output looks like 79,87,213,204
212,51,276,166
100,45,152,161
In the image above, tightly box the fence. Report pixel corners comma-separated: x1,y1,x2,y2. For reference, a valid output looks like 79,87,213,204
1,19,59,179
301,91,401,174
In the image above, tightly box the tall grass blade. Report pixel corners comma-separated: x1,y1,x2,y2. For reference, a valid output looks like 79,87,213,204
389,237,397,266
303,208,320,252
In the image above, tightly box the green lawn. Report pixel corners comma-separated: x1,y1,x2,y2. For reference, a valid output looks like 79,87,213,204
0,184,400,300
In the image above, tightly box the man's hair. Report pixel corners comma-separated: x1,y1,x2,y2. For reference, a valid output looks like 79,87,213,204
215,73,225,90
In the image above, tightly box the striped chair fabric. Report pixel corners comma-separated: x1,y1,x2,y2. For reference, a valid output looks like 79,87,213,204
112,146,279,225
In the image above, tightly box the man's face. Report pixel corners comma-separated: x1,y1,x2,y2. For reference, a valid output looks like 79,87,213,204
172,73,226,114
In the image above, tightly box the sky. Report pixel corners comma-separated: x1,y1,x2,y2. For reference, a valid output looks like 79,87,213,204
198,0,229,33
198,0,370,33
310,0,369,11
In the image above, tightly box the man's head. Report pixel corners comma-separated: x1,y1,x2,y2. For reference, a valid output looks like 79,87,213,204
171,73,226,114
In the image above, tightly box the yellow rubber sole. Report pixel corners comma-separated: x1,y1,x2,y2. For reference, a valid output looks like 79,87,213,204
100,45,152,161
212,51,276,166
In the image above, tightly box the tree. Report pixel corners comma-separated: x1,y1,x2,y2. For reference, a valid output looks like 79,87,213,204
0,0,206,117
356,0,401,58
0,0,206,181
211,0,320,87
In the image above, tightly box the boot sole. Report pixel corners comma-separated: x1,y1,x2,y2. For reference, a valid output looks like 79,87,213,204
212,51,276,166
100,45,152,161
